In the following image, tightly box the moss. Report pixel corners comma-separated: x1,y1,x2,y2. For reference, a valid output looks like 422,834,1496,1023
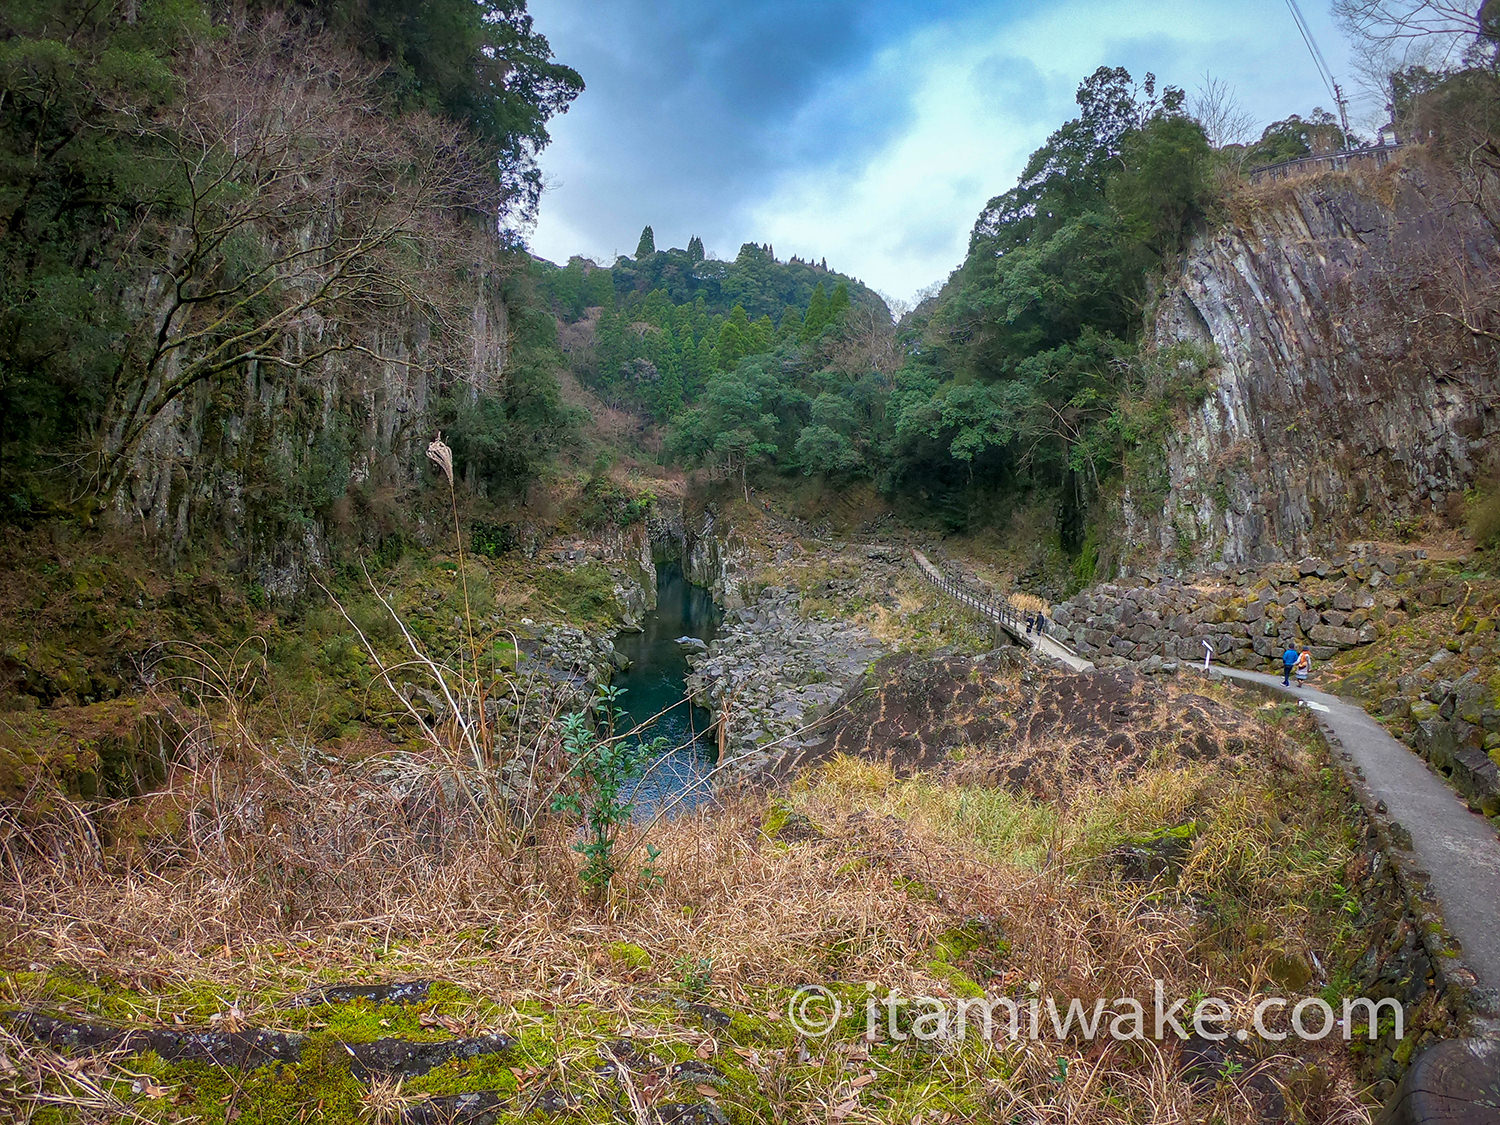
403,1050,523,1099
761,799,796,839
924,960,985,999
139,1037,366,1125
605,942,652,970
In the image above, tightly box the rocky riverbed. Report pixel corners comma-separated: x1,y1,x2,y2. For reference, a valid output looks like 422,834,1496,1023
684,586,885,784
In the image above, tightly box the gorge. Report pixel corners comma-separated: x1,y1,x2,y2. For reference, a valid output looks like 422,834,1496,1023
2,3,1500,1123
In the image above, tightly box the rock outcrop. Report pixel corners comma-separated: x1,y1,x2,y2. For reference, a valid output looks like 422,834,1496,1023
1127,155,1500,573
116,270,514,597
684,587,884,783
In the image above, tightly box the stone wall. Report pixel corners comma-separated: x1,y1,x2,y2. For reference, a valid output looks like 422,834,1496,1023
1053,545,1430,672
1400,665,1500,818
1054,545,1500,820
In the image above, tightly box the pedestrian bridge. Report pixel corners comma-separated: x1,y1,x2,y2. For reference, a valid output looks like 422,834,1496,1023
911,550,1094,672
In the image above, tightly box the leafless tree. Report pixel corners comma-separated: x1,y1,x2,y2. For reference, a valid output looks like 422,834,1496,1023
1189,73,1256,149
1334,0,1491,67
824,302,903,379
91,14,511,501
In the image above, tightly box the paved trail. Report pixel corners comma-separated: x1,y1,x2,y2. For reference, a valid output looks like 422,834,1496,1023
1216,665,1500,992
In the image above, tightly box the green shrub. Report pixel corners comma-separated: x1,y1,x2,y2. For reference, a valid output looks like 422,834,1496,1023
1470,481,1500,549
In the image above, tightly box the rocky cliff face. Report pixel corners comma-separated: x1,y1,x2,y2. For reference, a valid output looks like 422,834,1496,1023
116,274,510,595
647,502,757,610
1126,154,1500,572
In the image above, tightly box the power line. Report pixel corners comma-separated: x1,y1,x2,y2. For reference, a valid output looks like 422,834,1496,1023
1283,0,1352,136
1284,0,1339,104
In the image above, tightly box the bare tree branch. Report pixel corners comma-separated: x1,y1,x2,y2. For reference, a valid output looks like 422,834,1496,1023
90,13,514,502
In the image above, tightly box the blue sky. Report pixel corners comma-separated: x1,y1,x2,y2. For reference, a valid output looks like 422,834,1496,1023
525,0,1360,303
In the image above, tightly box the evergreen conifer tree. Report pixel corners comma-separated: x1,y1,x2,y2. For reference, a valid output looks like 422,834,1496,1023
828,281,851,324
635,225,656,257
801,282,830,342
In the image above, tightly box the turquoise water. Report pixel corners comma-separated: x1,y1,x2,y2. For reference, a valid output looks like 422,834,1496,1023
613,563,721,816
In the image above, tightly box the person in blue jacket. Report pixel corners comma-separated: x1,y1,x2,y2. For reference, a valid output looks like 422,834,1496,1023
1282,643,1299,686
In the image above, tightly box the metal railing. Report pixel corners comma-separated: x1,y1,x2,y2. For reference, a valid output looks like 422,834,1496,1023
1247,142,1405,185
911,549,1091,667
911,550,1029,640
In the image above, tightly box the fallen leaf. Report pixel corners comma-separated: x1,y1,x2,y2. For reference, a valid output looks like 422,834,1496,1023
695,1085,719,1099
850,1073,875,1088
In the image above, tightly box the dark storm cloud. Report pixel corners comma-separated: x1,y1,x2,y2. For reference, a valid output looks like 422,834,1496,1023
528,0,981,258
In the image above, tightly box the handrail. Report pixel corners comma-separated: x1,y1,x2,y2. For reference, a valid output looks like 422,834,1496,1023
1247,142,1405,184
911,550,1024,639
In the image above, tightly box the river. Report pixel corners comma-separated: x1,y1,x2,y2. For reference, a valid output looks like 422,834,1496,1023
612,562,722,816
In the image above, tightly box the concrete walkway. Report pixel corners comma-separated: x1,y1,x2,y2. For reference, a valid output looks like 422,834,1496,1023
1215,665,1500,992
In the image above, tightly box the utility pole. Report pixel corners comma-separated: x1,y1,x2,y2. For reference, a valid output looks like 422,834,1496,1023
1332,81,1352,145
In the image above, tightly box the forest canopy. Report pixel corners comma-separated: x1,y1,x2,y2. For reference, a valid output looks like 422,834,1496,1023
0,0,580,518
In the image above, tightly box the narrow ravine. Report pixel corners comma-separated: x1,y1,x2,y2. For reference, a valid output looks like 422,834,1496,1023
612,562,722,815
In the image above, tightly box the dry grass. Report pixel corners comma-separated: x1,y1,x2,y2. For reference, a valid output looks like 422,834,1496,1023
0,693,1377,1124
1007,591,1051,617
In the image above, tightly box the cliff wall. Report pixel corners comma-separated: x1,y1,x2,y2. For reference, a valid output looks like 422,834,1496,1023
113,272,511,595
1125,154,1500,572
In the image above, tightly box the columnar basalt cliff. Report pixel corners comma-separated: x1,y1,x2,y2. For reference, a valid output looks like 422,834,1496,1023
1125,156,1500,572
114,275,511,595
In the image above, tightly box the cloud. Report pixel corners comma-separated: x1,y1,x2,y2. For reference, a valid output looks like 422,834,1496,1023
527,0,1356,299
526,0,905,259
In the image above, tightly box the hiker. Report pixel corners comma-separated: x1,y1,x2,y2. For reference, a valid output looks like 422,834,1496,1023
1294,649,1311,686
1025,614,1034,635
1282,643,1299,686
1036,615,1047,636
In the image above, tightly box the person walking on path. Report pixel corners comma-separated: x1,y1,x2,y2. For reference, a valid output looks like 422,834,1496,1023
1294,649,1311,686
1282,644,1299,686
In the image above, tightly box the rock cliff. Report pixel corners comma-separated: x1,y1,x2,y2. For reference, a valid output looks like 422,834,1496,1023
1126,153,1500,571
116,273,511,595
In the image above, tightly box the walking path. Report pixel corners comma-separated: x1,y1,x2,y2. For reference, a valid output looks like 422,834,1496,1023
1215,665,1500,993
911,550,1094,673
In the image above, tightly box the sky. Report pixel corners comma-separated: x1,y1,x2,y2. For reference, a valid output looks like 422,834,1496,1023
524,0,1363,305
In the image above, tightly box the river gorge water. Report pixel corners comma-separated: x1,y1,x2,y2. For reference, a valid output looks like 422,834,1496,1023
614,563,722,815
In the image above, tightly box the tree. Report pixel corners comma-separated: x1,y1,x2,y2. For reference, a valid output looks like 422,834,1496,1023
296,0,583,221
716,304,754,370
802,283,830,341
672,358,795,498
94,23,510,501
1189,73,1255,149
1110,115,1214,255
0,4,581,514
1244,112,1346,168
687,235,705,262
1334,0,1496,67
635,225,656,258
